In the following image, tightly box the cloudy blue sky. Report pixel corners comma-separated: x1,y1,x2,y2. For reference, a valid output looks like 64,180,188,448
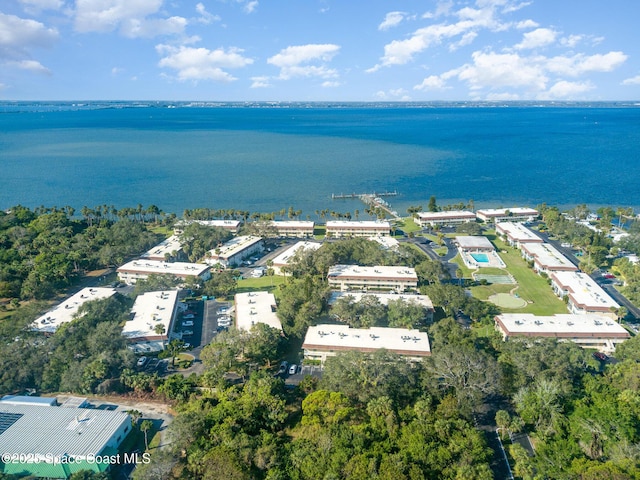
2,0,640,101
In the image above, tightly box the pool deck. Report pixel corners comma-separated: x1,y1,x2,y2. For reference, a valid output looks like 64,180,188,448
461,250,506,269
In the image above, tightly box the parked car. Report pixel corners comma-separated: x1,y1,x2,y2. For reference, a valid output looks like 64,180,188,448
182,330,193,336
182,320,194,327
136,356,148,367
289,364,298,375
183,314,195,320
593,352,609,361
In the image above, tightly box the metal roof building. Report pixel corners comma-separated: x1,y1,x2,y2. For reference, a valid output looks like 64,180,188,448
0,403,131,478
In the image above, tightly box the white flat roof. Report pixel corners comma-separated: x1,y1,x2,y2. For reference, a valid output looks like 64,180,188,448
495,222,543,243
551,271,619,310
122,290,177,341
235,291,282,331
418,210,476,219
521,242,577,270
303,324,430,356
141,235,183,259
118,259,210,277
369,236,399,249
177,219,241,229
329,292,434,310
0,403,130,460
327,265,418,281
477,207,539,217
456,235,495,250
326,220,391,229
271,220,315,228
272,241,322,266
32,287,117,333
496,313,629,338
208,235,263,260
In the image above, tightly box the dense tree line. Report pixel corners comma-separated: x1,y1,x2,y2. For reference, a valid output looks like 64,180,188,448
0,205,161,301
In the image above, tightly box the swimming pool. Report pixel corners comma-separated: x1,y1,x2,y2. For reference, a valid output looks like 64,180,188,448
470,253,489,263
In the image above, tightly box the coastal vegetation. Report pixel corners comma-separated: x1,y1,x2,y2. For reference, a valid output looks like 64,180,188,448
1,203,640,479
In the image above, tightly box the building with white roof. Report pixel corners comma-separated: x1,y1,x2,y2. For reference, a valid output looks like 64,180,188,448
416,210,476,227
0,403,130,478
117,260,211,285
31,287,117,334
329,292,434,322
521,242,578,274
205,235,264,268
235,291,282,332
495,222,543,247
0,395,57,407
495,313,630,353
270,220,315,238
455,235,495,252
302,324,431,363
369,236,399,250
174,219,241,234
325,220,391,238
140,234,183,261
327,265,418,292
271,241,322,275
550,271,620,318
122,290,178,353
476,207,539,223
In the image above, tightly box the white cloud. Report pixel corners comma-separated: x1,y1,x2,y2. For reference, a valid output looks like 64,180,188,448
156,44,253,82
540,80,594,99
546,51,628,77
19,0,64,12
0,13,59,56
121,16,187,38
244,1,258,14
0,12,58,75
74,0,185,37
515,27,557,50
195,3,221,24
322,80,340,88
516,19,538,29
486,92,521,100
250,76,271,88
111,66,123,75
414,75,449,91
379,11,406,31
455,51,548,91
7,59,51,74
369,0,512,71
268,44,340,80
560,34,584,48
622,75,640,86
376,88,411,100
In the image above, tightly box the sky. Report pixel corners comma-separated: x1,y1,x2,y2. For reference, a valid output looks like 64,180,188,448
2,0,640,101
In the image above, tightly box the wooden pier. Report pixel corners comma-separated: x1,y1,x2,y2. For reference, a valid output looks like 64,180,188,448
331,190,398,200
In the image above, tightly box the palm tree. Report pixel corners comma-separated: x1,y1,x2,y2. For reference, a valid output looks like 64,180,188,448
154,323,166,336
167,339,186,367
140,419,153,450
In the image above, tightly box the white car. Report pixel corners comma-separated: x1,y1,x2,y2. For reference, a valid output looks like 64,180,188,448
288,364,298,375
182,320,194,327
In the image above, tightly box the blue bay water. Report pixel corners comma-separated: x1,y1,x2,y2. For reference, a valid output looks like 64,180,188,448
1,103,639,217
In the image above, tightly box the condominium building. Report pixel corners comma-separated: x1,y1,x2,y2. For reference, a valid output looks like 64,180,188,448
495,222,543,247
117,260,211,285
122,290,179,353
550,271,620,318
495,313,630,353
270,220,315,238
302,324,431,363
416,210,476,227
205,235,264,268
520,242,578,274
31,287,117,334
327,265,418,292
235,291,282,332
140,234,183,261
325,220,391,238
271,241,322,275
476,207,539,223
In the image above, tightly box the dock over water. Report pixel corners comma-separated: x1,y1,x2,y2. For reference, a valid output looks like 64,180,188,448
331,190,400,219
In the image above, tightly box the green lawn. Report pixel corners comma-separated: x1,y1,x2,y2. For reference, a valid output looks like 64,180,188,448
467,237,567,315
237,275,285,295
398,217,422,234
